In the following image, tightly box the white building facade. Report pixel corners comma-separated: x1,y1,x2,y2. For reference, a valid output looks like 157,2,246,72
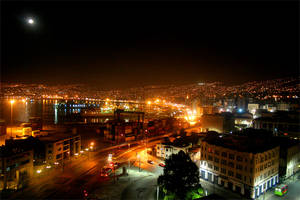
156,143,192,159
200,141,279,199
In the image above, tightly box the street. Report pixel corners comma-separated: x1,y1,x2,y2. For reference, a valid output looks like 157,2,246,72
9,134,168,199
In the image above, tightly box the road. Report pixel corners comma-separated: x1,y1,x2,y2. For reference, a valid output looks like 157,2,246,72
9,134,169,199
264,174,300,200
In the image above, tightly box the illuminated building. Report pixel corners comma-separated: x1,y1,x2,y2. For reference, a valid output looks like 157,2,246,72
0,144,33,190
274,137,300,179
156,142,192,159
156,135,203,160
248,103,259,115
199,132,280,199
38,134,81,165
4,133,81,166
234,112,253,130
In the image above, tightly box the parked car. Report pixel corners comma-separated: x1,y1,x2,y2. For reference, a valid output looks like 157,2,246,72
158,163,165,167
147,160,154,164
101,168,112,176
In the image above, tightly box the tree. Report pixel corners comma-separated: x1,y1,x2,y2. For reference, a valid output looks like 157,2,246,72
158,150,201,200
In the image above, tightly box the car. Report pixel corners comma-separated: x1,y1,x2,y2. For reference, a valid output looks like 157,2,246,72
101,168,112,176
158,163,165,167
147,160,154,164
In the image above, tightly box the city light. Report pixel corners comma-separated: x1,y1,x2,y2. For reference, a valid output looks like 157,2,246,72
2,3,299,199
108,154,112,162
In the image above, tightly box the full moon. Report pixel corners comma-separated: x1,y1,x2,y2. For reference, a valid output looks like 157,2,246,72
27,18,35,25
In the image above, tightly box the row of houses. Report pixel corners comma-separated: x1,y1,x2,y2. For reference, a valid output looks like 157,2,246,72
104,118,183,143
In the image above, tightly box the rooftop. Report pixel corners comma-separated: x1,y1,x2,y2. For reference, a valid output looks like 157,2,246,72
203,129,279,153
38,133,79,143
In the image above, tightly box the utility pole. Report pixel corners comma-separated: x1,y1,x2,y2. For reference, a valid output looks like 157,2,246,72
113,165,116,183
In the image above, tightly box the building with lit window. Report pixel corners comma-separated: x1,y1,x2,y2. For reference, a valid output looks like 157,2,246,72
0,144,33,190
38,133,81,165
275,137,300,179
156,135,202,159
5,133,81,166
156,142,192,159
199,132,279,199
234,112,253,130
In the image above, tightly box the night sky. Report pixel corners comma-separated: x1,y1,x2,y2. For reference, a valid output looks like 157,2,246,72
2,1,299,89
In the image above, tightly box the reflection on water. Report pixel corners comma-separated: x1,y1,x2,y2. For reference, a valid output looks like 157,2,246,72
1,99,94,125
0,99,140,125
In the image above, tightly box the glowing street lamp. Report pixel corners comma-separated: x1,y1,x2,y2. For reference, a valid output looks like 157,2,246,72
10,100,15,137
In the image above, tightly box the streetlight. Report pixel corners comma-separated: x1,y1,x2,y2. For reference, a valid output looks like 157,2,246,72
89,141,94,151
137,154,141,172
10,100,15,138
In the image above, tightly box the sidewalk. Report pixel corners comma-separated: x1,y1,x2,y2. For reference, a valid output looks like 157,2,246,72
261,171,300,200
199,178,246,200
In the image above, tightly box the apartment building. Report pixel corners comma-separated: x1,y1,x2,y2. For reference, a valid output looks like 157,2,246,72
39,134,81,165
199,133,279,199
0,145,33,190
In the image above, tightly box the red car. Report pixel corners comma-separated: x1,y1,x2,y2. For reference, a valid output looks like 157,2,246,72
158,163,165,167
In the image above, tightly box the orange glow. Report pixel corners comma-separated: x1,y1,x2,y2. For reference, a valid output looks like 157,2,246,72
10,100,15,104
